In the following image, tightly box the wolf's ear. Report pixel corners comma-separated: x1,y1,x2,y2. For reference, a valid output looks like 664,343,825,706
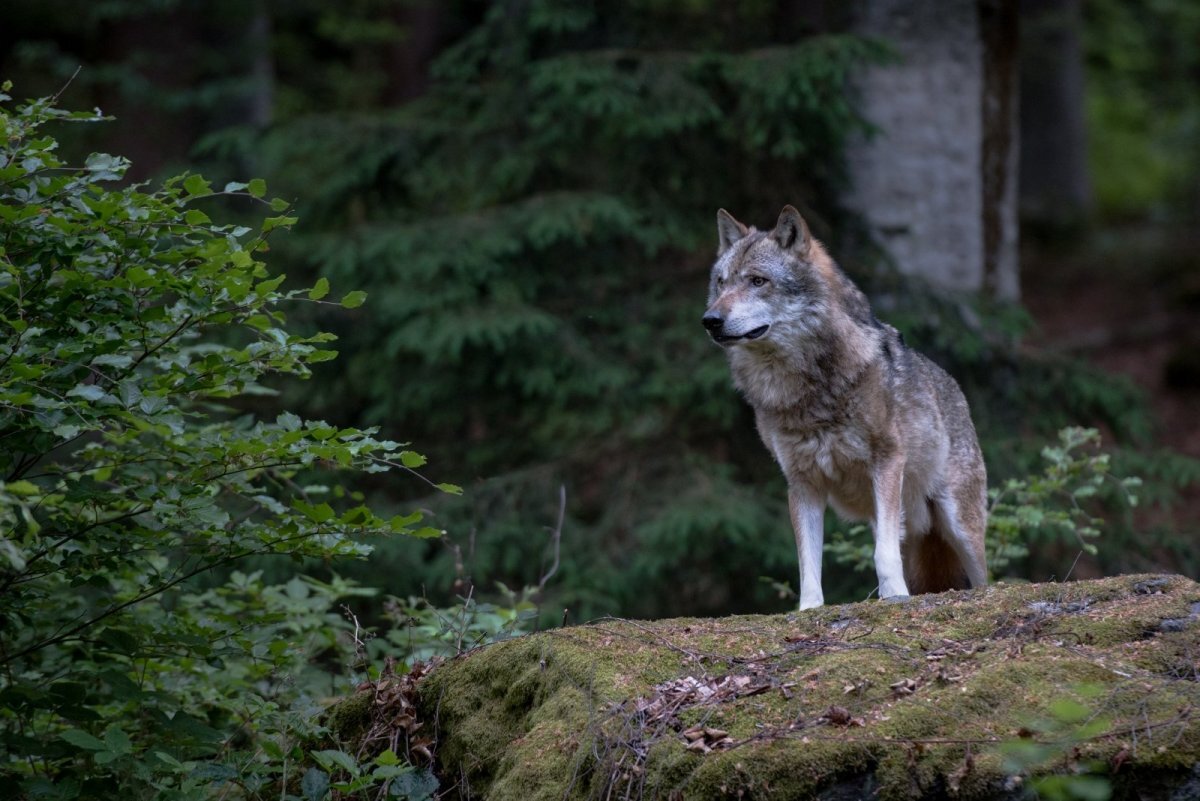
716,209,748,255
772,205,812,254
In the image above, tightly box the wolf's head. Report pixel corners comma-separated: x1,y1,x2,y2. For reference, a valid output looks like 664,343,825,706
702,205,829,348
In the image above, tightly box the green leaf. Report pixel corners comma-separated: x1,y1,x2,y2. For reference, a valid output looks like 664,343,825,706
393,769,439,801
340,291,367,309
139,396,166,415
4,480,40,496
183,174,210,196
277,411,302,430
269,197,290,211
309,277,330,300
125,265,155,287
301,767,329,801
263,215,298,233
400,451,427,468
103,727,133,756
296,501,336,523
255,274,287,296
374,749,402,767
388,512,422,531
0,539,27,571
184,209,211,225
312,749,359,777
66,384,106,402
435,483,464,495
247,178,267,198
371,764,412,780
61,730,106,751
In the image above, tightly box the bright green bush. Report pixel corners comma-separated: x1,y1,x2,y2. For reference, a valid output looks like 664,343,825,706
0,86,451,798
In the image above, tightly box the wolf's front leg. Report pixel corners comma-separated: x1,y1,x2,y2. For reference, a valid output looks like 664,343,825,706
789,485,826,610
872,457,910,600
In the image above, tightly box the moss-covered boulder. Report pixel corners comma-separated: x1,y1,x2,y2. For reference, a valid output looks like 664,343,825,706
367,575,1200,799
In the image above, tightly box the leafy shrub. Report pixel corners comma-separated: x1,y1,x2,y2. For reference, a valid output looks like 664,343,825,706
987,427,1140,577
0,86,451,798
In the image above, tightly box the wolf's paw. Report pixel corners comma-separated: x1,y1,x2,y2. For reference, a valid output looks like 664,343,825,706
882,594,911,604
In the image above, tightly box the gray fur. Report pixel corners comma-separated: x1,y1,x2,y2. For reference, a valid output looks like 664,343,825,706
704,207,988,610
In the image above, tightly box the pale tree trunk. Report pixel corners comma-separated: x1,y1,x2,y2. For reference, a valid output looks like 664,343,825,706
843,0,1020,301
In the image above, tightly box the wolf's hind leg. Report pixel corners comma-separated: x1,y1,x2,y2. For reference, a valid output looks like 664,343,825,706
932,493,988,589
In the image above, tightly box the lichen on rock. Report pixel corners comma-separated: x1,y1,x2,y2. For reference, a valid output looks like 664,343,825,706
345,574,1200,800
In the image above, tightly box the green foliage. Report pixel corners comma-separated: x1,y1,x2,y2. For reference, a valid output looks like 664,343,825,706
987,427,1140,577
823,522,876,580
302,748,437,801
378,591,538,664
0,88,450,798
1085,0,1200,218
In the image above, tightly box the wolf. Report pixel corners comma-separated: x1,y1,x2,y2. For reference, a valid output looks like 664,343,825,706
703,205,988,610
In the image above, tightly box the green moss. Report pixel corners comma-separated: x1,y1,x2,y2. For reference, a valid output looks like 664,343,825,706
324,688,374,746
408,575,1200,799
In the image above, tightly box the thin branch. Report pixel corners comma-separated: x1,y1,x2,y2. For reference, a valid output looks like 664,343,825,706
535,484,566,595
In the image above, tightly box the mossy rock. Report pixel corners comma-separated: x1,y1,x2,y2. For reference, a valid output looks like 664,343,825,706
354,575,1200,799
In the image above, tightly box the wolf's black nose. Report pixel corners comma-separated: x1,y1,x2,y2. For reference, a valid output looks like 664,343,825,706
702,312,724,332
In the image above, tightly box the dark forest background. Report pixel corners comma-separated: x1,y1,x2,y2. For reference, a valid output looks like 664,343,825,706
5,1,1200,797
3,0,1199,619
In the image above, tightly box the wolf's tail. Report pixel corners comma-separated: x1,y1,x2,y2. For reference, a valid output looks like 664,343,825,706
903,530,971,595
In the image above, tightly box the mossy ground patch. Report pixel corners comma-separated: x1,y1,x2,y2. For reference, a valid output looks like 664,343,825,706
337,575,1200,799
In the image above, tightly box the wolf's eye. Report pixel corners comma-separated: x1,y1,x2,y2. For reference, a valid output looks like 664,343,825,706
749,276,768,287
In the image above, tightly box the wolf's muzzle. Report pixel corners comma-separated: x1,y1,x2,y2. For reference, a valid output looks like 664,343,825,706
702,312,769,344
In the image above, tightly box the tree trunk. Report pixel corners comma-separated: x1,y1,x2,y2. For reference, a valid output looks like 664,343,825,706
980,0,1020,300
1018,0,1090,224
844,0,1020,301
